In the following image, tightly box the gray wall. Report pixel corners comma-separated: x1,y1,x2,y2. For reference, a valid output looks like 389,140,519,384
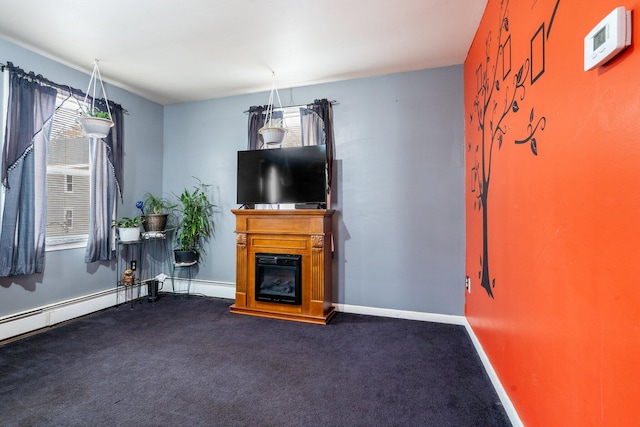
164,66,465,315
0,36,464,318
0,38,164,317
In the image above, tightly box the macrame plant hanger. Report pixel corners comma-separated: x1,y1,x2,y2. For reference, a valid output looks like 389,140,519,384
77,59,114,139
258,72,288,146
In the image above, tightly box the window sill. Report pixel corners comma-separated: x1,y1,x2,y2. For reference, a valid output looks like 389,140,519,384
46,237,88,252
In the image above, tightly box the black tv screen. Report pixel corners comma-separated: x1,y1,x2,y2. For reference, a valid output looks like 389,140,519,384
237,145,327,206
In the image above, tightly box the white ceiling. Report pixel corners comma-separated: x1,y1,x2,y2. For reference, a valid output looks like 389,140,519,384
0,0,487,106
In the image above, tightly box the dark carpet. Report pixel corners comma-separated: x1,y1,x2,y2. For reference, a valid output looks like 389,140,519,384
0,296,511,426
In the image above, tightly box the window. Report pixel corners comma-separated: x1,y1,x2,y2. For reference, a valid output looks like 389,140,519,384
64,209,73,229
279,106,303,148
65,175,73,192
1,63,124,268
45,93,90,249
273,105,326,149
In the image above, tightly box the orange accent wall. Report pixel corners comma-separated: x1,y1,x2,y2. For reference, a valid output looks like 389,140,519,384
465,0,640,425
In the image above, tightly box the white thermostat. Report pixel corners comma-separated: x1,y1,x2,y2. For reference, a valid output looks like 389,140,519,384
584,7,632,71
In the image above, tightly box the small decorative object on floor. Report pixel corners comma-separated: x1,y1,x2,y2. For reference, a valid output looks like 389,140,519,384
122,269,135,285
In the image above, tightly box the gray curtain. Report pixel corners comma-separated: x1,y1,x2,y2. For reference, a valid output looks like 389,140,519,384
85,103,124,262
84,138,116,262
300,107,323,146
101,99,124,198
0,68,57,276
247,106,265,150
307,99,334,191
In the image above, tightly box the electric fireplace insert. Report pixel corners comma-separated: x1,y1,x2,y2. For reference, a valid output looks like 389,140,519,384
255,253,302,305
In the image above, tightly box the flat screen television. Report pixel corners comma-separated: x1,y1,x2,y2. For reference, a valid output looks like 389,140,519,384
237,145,327,207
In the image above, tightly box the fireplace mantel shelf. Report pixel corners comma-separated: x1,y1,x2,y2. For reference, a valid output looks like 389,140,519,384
230,209,335,325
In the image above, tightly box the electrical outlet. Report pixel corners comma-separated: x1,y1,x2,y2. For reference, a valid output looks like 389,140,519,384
131,261,137,271
465,276,471,293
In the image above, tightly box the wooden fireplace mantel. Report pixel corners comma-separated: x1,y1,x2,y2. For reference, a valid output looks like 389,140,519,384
230,209,335,324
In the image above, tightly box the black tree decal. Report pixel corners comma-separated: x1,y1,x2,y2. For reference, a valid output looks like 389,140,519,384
469,0,547,298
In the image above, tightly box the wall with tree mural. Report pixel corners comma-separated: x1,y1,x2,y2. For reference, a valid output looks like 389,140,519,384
465,0,640,425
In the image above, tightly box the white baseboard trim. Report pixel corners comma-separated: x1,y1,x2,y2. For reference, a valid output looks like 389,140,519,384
0,289,117,342
164,278,235,300
464,319,523,427
0,278,235,343
332,303,467,325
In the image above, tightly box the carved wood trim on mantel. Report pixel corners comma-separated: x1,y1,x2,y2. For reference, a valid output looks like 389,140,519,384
311,234,324,248
230,209,335,325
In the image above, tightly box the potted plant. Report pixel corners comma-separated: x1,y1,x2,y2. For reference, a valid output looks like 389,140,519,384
138,193,176,233
259,117,287,145
77,61,114,138
173,179,215,264
77,107,114,138
112,216,140,242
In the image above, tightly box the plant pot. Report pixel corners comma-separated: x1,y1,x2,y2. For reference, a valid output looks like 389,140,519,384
77,116,114,138
174,250,198,265
141,214,168,232
259,127,287,145
118,227,140,242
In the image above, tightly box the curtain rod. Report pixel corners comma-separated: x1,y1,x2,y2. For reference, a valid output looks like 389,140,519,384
243,100,338,114
1,61,129,114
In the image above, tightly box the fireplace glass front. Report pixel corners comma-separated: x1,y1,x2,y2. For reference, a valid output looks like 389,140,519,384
255,253,302,305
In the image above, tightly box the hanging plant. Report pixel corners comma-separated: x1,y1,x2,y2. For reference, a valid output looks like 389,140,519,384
258,73,288,145
77,60,114,139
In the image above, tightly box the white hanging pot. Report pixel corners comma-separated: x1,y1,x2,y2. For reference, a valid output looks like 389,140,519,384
77,116,114,138
78,60,114,138
259,73,288,146
259,126,287,145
